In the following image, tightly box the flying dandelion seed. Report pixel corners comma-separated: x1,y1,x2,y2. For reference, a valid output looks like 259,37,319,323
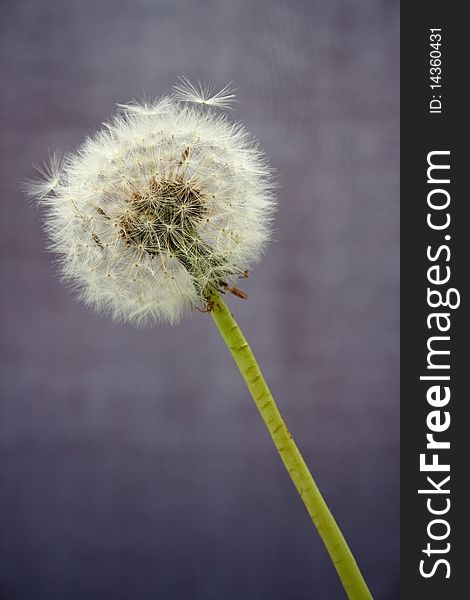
26,84,275,325
172,75,238,110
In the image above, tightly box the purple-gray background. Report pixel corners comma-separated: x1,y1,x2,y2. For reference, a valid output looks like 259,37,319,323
0,1,399,598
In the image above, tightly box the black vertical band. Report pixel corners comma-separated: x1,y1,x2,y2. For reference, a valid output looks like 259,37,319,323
401,5,465,598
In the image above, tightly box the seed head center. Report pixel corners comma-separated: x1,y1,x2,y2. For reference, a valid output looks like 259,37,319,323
119,178,205,255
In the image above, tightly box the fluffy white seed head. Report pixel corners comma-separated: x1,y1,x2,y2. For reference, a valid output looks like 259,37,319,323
27,83,275,326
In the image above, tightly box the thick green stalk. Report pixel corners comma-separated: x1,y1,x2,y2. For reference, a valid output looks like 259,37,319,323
209,291,373,600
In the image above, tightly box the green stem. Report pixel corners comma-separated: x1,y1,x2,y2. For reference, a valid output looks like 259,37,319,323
209,291,373,600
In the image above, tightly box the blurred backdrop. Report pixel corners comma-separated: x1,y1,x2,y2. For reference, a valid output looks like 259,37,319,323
0,1,399,598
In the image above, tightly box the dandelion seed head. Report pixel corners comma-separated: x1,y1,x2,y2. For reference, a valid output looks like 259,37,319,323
27,82,275,325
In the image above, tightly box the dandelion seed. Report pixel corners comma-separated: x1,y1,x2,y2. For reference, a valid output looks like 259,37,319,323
172,75,237,110
24,151,64,200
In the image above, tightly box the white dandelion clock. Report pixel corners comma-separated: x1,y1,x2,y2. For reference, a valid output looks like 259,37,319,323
27,80,372,600
28,83,274,325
